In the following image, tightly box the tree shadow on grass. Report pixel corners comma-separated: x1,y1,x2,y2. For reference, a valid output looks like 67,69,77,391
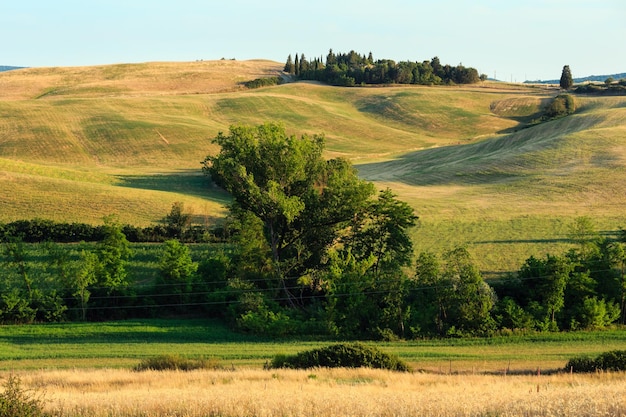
115,170,231,204
474,230,622,245
474,238,571,245
3,319,257,346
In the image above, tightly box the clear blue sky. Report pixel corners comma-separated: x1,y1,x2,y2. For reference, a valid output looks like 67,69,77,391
2,0,624,81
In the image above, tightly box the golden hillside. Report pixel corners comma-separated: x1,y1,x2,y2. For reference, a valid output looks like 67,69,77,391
1,60,624,273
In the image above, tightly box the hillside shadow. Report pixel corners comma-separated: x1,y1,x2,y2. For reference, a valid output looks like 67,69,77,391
357,110,610,187
356,144,525,187
495,115,540,134
116,171,231,204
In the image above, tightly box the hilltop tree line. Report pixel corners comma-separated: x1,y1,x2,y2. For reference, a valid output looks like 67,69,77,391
284,50,485,86
2,123,625,338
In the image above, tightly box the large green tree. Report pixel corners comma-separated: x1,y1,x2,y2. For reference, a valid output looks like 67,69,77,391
203,123,376,307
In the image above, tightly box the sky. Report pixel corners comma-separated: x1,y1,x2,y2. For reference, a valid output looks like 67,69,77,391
2,0,625,82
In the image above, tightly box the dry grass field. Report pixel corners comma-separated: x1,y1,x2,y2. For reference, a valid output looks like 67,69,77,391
7,368,625,417
0,60,283,99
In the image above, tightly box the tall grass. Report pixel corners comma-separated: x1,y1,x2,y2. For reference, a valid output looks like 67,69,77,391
8,368,625,417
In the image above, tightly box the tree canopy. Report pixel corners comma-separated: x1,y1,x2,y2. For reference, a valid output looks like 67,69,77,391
202,122,418,329
203,123,383,304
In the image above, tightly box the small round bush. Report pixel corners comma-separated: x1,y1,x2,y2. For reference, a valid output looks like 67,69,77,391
268,343,411,372
543,94,575,120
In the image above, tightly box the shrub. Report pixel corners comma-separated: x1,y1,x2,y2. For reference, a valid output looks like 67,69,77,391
134,354,222,371
267,343,411,372
0,375,49,417
595,350,626,371
565,355,597,373
243,77,282,89
566,350,626,373
543,94,575,120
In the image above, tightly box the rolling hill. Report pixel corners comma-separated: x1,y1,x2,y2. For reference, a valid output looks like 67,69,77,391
1,60,625,275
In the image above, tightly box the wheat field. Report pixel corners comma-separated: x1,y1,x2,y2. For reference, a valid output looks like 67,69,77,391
8,368,625,417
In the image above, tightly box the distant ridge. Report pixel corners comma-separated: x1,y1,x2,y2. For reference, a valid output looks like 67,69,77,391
525,72,626,84
0,65,25,72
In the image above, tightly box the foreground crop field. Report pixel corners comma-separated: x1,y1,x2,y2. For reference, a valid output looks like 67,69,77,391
8,368,626,417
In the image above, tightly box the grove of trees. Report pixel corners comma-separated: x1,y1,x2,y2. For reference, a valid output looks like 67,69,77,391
197,123,625,338
284,49,484,86
1,124,625,339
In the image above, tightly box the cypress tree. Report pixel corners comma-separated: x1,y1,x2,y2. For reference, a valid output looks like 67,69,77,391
284,54,295,74
560,65,573,90
299,53,308,73
326,49,336,66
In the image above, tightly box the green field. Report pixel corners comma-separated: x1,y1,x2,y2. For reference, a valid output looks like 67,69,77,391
1,318,625,372
1,60,625,276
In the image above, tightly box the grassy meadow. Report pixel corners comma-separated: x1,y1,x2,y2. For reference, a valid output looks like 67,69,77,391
2,60,625,276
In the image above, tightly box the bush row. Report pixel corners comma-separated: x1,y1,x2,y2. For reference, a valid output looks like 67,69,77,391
243,77,283,89
574,83,626,96
0,219,217,243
